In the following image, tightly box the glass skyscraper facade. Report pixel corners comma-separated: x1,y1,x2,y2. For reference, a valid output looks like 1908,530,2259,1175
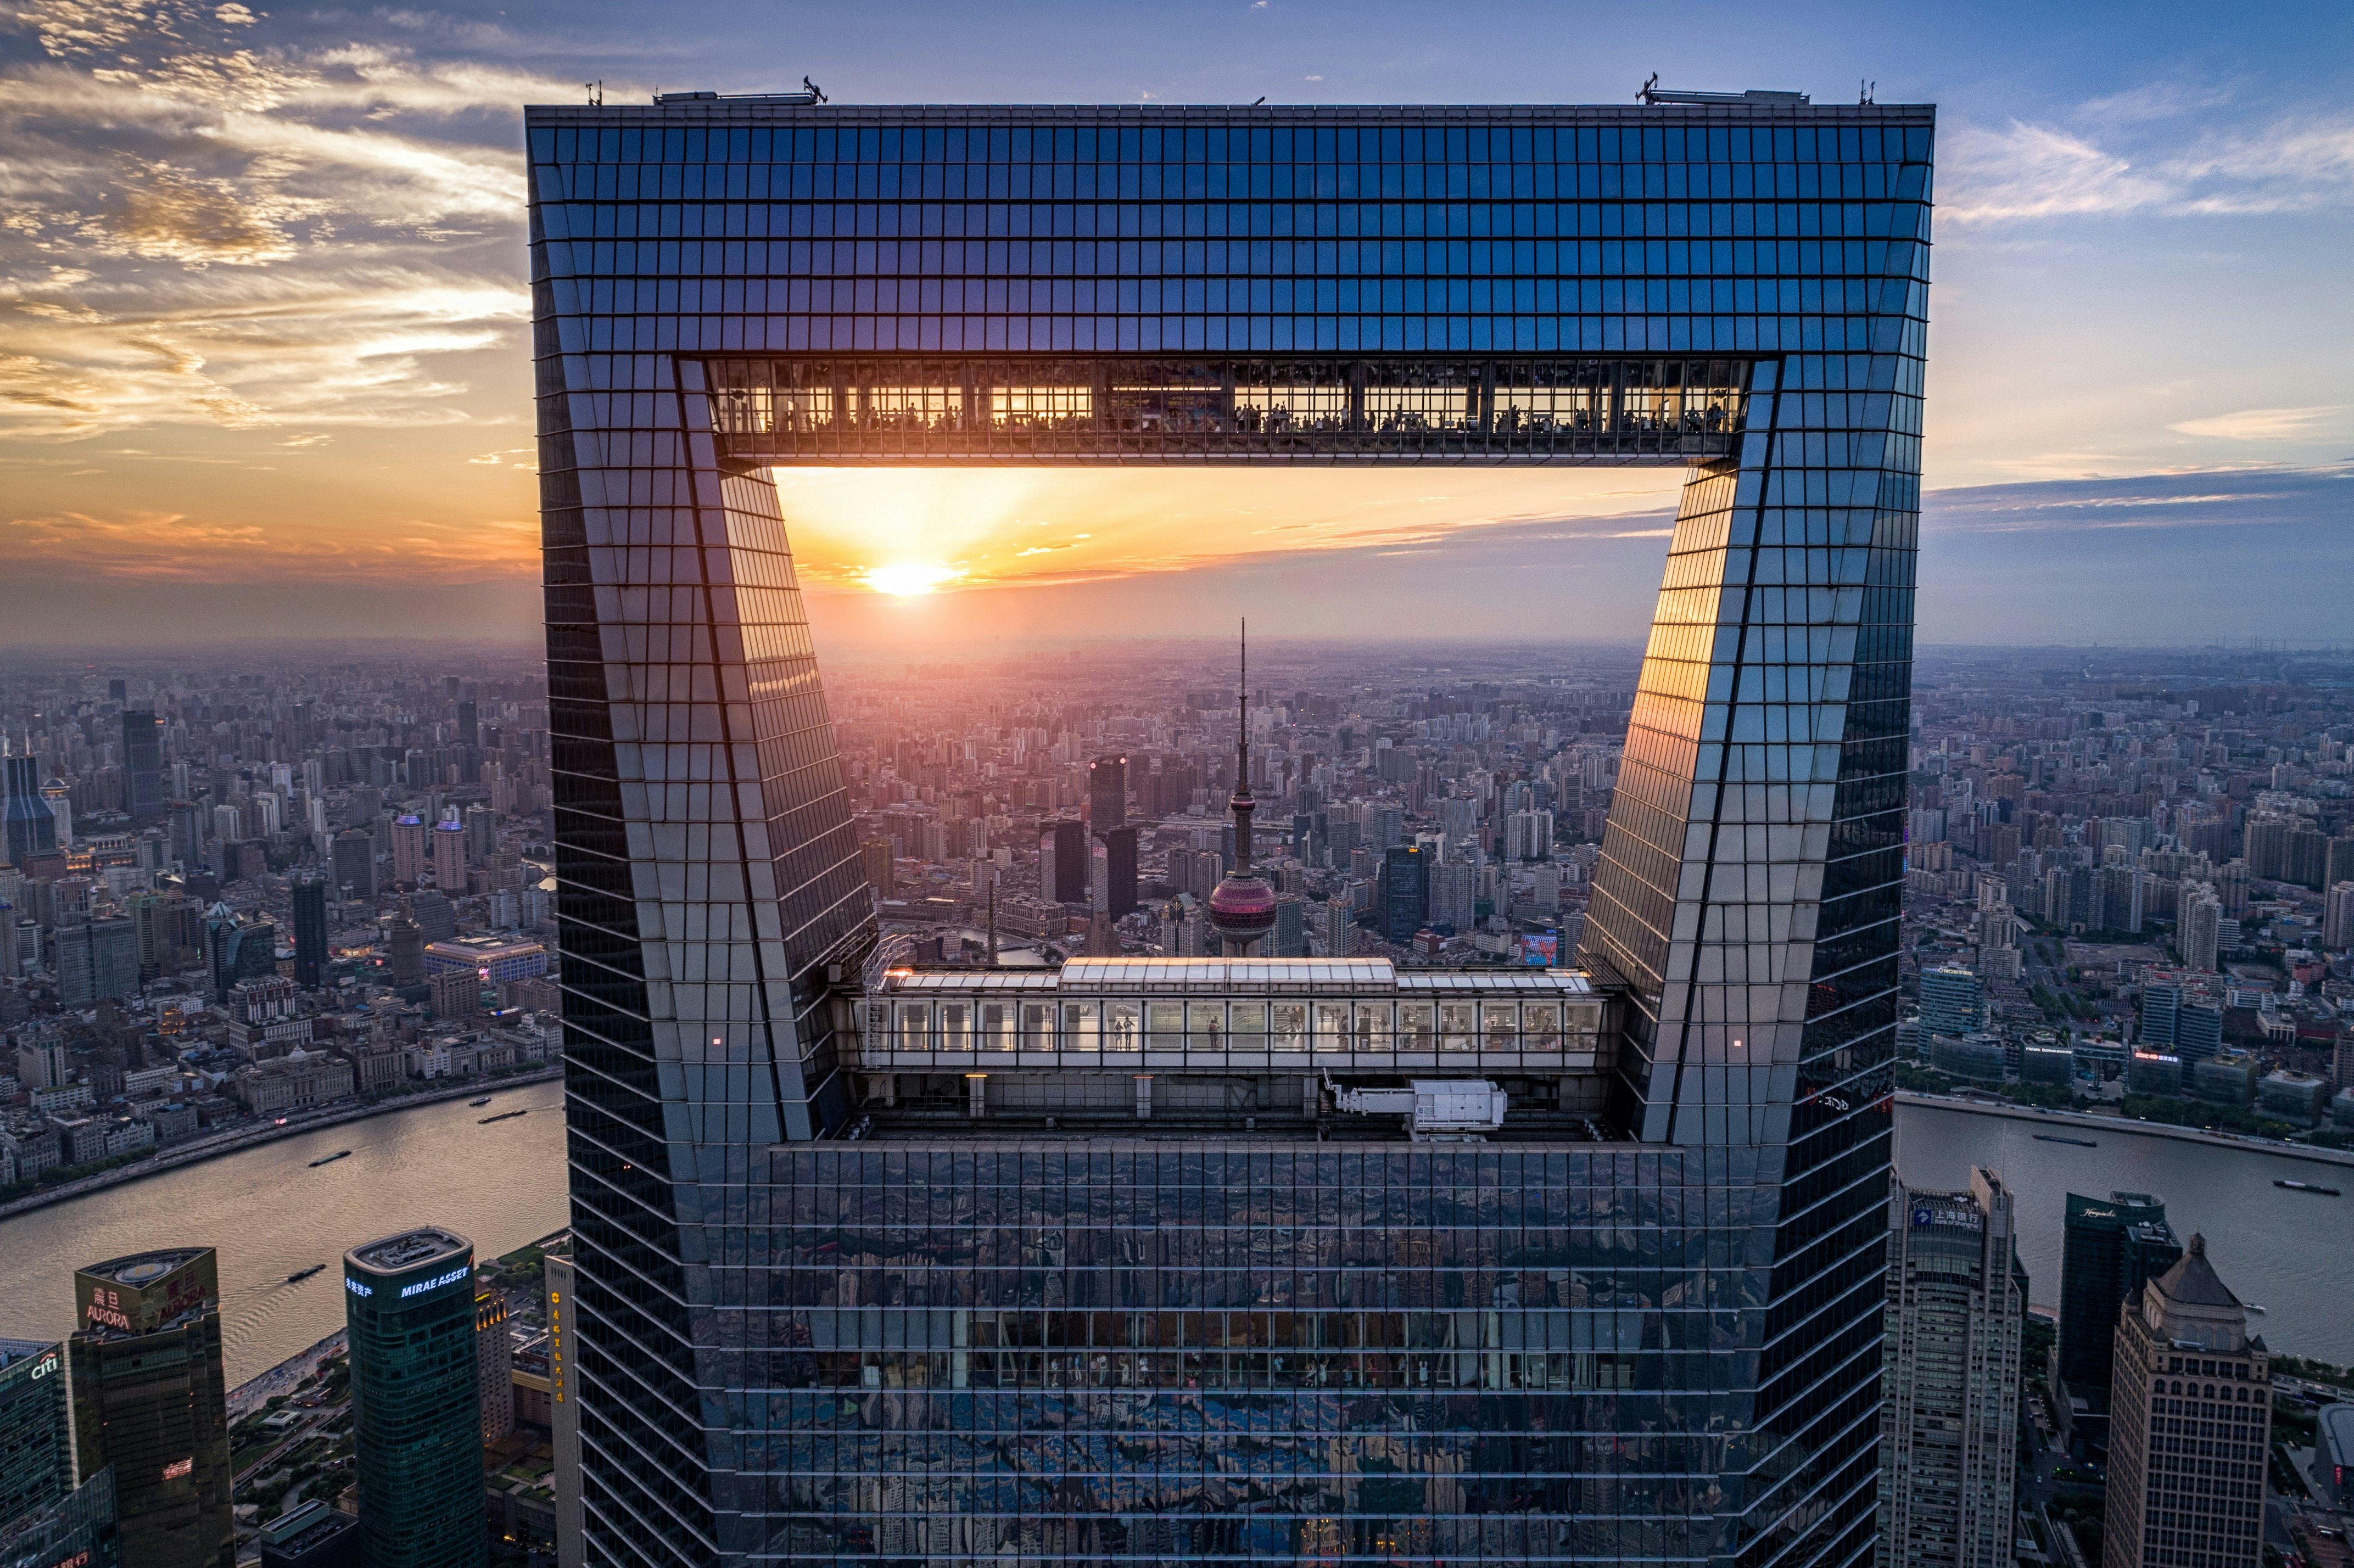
343,1229,487,1568
527,92,1932,1564
68,1251,232,1568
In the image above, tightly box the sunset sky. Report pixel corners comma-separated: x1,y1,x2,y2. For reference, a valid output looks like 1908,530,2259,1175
2,0,2349,649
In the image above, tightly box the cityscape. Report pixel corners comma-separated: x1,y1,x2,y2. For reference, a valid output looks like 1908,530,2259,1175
3,2,2352,1567
7,635,2354,1566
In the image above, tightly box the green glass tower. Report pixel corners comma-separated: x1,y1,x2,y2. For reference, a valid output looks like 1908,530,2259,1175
0,1337,71,1530
342,1229,485,1568
66,1250,232,1568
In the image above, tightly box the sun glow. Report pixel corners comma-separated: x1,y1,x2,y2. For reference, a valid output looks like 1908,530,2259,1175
864,561,964,596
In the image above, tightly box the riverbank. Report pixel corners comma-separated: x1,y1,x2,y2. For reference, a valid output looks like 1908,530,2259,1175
228,1328,347,1423
1897,1090,2354,1171
0,1065,564,1223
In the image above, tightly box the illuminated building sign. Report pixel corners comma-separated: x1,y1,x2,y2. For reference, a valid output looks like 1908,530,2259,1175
162,1456,193,1480
344,1278,373,1297
399,1267,471,1300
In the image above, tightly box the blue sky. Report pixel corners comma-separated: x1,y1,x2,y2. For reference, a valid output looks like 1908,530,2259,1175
0,0,2347,647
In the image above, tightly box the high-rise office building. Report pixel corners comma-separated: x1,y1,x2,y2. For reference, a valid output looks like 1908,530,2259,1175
1039,819,1087,905
385,906,426,987
343,1229,487,1568
538,1244,580,1568
2100,1236,2269,1568
463,804,499,865
2,753,58,869
1877,1170,2023,1568
857,838,893,898
68,1249,233,1568
0,1337,71,1528
1087,754,1127,833
0,1470,119,1568
55,919,138,1009
292,879,328,990
1917,964,1984,1039
1320,897,1354,958
1428,858,1477,932
1379,843,1429,943
1270,894,1305,956
475,1289,513,1443
331,830,376,899
530,91,1933,1562
2056,1192,2181,1430
122,712,165,822
1098,824,1138,919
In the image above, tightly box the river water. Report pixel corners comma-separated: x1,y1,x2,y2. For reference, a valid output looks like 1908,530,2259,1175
0,1085,571,1386
0,1095,2345,1386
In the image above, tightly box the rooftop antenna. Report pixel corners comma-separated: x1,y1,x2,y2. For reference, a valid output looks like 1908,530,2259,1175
803,75,829,104
1252,95,1266,106
1858,79,1875,105
1637,72,1659,105
586,80,603,107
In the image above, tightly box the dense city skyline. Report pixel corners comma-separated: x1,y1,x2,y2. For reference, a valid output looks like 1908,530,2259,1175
3,0,2351,645
3,14,2351,1568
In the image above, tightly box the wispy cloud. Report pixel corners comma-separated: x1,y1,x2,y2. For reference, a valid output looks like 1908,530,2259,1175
2167,406,2349,441
1943,98,2354,223
0,0,562,441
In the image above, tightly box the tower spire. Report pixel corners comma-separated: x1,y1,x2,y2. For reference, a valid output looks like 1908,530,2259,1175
1205,617,1276,956
1232,619,1253,876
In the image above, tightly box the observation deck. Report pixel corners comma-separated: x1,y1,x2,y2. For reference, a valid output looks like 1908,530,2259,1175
703,353,1749,464
854,956,1611,1075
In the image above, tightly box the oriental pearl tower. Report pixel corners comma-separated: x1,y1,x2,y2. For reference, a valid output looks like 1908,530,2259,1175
1205,622,1278,956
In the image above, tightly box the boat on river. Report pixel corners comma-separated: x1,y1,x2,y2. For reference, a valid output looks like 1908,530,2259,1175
307,1150,351,1167
478,1109,529,1125
469,1096,492,1107
2276,1179,2342,1196
2033,1134,2098,1147
285,1264,325,1283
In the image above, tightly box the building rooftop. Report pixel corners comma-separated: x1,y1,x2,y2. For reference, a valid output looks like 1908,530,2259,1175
80,1248,209,1287
0,1336,58,1370
346,1228,471,1277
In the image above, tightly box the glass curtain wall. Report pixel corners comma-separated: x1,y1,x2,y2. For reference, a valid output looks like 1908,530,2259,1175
527,97,1932,1566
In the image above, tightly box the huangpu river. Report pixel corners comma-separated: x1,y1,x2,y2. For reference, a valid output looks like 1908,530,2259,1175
1,1091,2347,1387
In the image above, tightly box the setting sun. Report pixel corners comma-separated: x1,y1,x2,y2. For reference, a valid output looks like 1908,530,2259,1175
863,562,964,597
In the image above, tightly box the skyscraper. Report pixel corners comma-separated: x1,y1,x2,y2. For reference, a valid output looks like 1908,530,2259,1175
430,817,467,891
1877,1169,2024,1568
122,712,165,823
331,830,376,899
2,752,58,869
292,878,328,990
55,918,138,1009
1087,754,1127,833
2180,883,2222,971
1098,825,1138,920
529,89,1934,1563
343,1229,487,1568
68,1250,233,1568
1428,858,1477,932
389,815,427,889
1917,964,1984,1039
0,1470,119,1568
2100,1236,2269,1568
0,1337,71,1528
538,1244,580,1568
1379,843,1429,943
2056,1191,2181,1457
1039,818,1086,905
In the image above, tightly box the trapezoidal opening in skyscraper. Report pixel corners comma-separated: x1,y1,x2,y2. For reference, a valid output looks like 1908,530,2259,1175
528,96,1929,1565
